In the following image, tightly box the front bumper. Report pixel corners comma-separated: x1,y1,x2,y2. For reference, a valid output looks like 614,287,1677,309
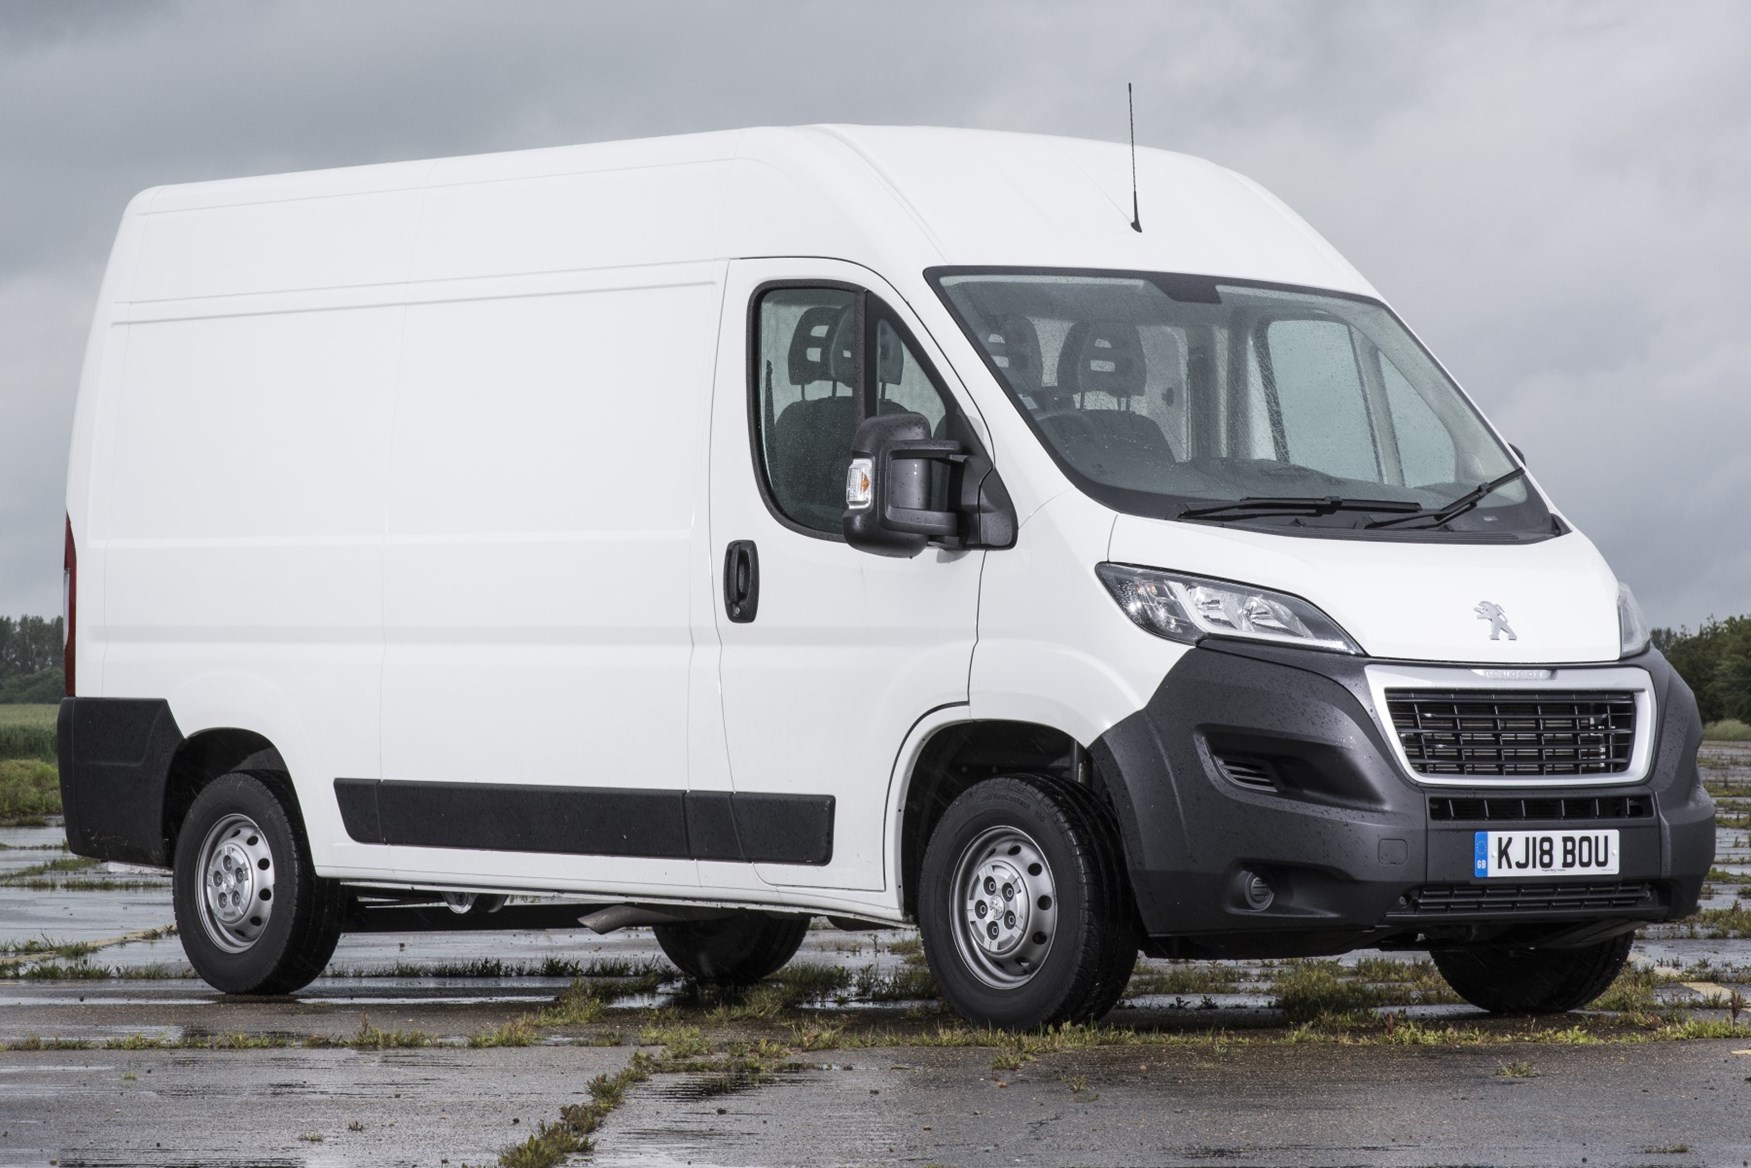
1090,642,1714,958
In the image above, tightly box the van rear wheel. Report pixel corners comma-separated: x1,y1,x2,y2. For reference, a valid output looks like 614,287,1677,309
172,771,346,995
653,912,811,984
1430,932,1634,1014
918,775,1137,1031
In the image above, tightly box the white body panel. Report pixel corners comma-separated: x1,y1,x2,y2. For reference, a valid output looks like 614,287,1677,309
378,265,723,893
66,125,1628,921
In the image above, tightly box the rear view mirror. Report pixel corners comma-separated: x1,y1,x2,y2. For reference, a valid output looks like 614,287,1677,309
843,412,1016,558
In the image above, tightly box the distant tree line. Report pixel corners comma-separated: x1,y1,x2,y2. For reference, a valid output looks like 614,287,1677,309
0,616,64,704
1652,616,1751,725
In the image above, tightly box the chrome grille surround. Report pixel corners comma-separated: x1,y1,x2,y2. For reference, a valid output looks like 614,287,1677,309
1364,664,1654,788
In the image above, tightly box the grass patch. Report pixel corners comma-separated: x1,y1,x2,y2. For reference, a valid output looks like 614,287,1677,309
666,960,938,1018
885,936,925,962
1649,1018,1748,1040
0,705,57,762
468,1018,538,1048
638,1023,712,1058
0,758,60,824
495,1036,794,1168
1126,962,1241,997
1714,803,1751,830
0,855,97,884
1343,958,1463,1007
534,979,613,1026
1682,901,1751,939
1703,719,1751,742
773,960,854,1000
1496,1057,1538,1078
19,960,117,980
0,937,96,959
1270,960,1385,1025
853,962,939,1002
319,1016,438,1049
4,876,164,892
1593,963,1661,1013
329,956,667,981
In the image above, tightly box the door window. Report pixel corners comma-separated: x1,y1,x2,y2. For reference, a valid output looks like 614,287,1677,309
753,288,859,535
752,286,956,537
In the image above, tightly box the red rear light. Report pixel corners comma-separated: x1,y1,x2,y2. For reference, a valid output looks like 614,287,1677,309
63,515,75,697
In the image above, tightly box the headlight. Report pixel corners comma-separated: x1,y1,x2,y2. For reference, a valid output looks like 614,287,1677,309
1618,582,1650,657
1095,564,1362,654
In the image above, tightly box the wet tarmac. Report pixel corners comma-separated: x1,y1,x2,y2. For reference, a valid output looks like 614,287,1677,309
595,1042,1751,1168
2,1045,633,1168
2,742,1748,1166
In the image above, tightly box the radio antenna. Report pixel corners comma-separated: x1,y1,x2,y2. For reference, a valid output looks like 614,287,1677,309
1128,82,1142,233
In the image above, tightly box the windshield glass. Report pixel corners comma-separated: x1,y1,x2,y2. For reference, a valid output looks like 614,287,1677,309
934,270,1553,537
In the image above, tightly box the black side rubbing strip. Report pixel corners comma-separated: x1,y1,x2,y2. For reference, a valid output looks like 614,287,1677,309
333,778,384,845
684,790,743,862
733,792,835,866
333,780,835,866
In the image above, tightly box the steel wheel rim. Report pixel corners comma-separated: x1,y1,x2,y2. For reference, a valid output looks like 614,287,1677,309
196,812,276,954
949,825,1058,989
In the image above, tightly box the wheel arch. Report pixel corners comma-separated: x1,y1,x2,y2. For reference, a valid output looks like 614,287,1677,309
163,728,291,860
895,717,1106,919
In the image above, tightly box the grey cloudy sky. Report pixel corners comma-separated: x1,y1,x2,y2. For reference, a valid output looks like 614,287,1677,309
2,1,1746,630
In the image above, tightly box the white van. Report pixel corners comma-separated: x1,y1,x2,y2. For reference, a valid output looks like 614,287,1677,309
60,126,1713,1028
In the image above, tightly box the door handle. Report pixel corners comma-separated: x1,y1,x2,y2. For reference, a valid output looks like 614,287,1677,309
723,540,759,623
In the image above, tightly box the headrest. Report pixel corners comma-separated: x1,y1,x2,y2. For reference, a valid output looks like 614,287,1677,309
976,315,1043,394
788,305,852,387
1055,322,1145,398
827,309,859,385
874,320,906,386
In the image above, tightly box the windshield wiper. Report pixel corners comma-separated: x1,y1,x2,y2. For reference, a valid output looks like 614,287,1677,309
1177,496,1425,522
1365,467,1528,530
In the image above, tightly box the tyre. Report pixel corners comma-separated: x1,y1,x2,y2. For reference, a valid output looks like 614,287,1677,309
172,771,346,995
1431,932,1635,1015
918,775,1138,1031
653,912,811,984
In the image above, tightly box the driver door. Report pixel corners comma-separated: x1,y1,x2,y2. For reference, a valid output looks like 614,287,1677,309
705,259,986,892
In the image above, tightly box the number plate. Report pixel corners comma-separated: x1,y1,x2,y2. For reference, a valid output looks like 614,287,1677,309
1473,830,1620,878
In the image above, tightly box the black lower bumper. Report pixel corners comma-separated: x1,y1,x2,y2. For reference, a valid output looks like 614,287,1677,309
1091,643,1714,959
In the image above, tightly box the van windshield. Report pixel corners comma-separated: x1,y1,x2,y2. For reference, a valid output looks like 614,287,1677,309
932,270,1554,538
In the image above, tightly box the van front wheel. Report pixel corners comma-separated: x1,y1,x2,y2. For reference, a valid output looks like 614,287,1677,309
173,771,346,995
919,775,1137,1030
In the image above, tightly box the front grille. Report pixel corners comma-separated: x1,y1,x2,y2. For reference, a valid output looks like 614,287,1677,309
1390,882,1657,916
1387,689,1636,778
1428,795,1653,822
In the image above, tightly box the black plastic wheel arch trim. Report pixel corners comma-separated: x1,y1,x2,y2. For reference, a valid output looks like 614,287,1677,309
58,697,184,866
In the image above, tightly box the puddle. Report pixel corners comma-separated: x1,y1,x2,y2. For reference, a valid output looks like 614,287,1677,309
0,823,69,849
649,1067,798,1103
292,993,556,1006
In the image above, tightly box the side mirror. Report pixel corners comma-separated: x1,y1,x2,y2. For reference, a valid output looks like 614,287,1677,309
843,412,1016,558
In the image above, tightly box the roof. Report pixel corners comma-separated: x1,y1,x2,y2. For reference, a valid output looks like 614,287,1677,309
121,126,1376,305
